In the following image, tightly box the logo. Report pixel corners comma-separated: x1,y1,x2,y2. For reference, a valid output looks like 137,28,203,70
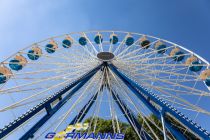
45,123,125,140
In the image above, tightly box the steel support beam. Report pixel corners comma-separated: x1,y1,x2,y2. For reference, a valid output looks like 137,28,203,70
20,79,89,140
69,91,99,125
161,110,168,140
110,89,152,140
0,64,103,140
108,63,210,139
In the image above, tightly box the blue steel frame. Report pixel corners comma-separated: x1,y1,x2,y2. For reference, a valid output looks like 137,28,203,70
0,64,103,140
69,69,106,125
110,88,152,140
69,91,99,125
108,63,210,140
20,78,90,140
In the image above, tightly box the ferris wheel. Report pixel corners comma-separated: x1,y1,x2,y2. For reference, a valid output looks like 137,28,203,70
0,30,210,140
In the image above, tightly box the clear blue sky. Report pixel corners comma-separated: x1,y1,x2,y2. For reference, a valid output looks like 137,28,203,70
0,0,209,62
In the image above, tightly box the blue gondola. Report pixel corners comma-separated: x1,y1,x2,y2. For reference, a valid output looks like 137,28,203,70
125,36,134,46
94,34,103,44
62,38,72,48
27,47,42,60
27,50,39,60
9,59,23,71
45,44,56,53
189,60,203,72
205,76,210,86
173,51,185,61
0,73,6,84
110,34,118,44
0,66,12,84
141,40,150,49
200,69,210,86
79,37,87,46
155,44,167,54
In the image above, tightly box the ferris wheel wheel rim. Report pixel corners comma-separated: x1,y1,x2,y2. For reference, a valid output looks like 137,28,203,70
0,30,209,67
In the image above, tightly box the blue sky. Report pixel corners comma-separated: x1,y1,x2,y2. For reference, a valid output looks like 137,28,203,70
0,0,210,62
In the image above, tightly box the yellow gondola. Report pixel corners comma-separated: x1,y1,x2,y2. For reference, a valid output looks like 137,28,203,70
62,36,73,48
110,34,118,44
9,55,27,71
154,41,167,54
200,69,210,86
28,46,42,60
185,56,203,72
0,66,12,84
45,40,58,53
140,36,150,49
170,48,185,61
94,33,103,44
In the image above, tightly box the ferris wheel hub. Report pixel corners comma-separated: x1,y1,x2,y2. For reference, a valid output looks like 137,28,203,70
97,52,115,61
